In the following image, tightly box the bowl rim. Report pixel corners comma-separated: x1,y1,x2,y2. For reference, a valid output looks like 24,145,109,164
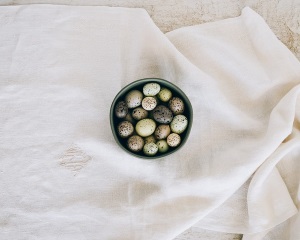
110,77,193,159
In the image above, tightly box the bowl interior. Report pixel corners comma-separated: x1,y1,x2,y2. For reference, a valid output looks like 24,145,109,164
110,78,193,159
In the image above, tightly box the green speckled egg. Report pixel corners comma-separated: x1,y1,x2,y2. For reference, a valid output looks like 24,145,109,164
143,142,158,156
157,88,172,102
135,118,156,137
157,140,169,153
125,90,143,108
170,115,188,134
143,83,161,96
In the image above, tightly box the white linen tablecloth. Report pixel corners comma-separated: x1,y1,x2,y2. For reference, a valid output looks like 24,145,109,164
0,5,299,240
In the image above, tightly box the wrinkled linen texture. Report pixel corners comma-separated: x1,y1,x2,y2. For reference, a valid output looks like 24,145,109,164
0,5,299,240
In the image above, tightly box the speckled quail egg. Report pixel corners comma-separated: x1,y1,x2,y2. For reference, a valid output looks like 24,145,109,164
153,105,173,124
170,115,188,134
143,83,161,96
135,118,156,137
114,101,128,118
167,133,181,147
143,142,158,156
127,135,144,152
169,97,185,115
132,107,148,120
117,121,134,138
125,90,143,108
144,135,156,144
157,140,169,153
142,97,157,111
154,124,171,140
157,88,172,102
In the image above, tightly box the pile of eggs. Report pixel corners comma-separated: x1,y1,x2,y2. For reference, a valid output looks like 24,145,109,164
113,82,189,157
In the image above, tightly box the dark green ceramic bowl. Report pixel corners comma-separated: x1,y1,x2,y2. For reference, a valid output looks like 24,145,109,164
110,78,193,159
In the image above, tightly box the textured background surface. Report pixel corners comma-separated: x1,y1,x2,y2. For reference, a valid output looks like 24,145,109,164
1,1,299,239
2,0,300,61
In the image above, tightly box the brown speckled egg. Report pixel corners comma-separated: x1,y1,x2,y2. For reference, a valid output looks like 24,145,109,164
117,121,134,138
153,105,173,124
144,135,156,144
125,90,143,108
169,97,185,115
127,135,144,152
167,133,181,147
132,107,148,120
154,124,171,140
114,101,128,118
142,97,157,111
